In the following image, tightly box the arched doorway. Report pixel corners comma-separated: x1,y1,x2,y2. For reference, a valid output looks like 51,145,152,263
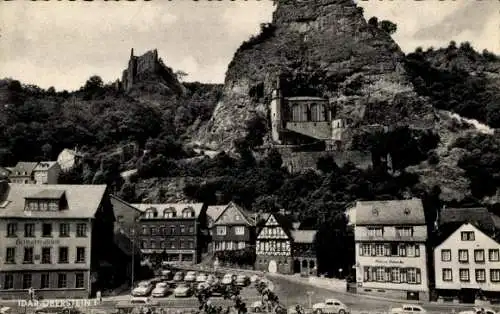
293,259,301,273
268,260,278,273
302,260,308,273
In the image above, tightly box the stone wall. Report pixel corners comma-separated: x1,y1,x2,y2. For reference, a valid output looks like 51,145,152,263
275,148,372,173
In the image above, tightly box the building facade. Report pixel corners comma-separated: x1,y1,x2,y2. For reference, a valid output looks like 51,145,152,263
8,162,38,184
209,202,255,252
132,203,206,264
434,223,500,303
33,162,61,185
255,212,317,275
352,198,430,301
0,182,115,299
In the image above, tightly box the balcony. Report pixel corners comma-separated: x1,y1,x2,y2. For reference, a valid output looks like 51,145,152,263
355,234,427,242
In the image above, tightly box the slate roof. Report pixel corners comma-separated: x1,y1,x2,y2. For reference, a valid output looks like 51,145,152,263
353,198,425,226
132,202,204,218
291,230,317,243
33,161,59,171
26,189,66,200
270,212,295,238
0,183,107,219
439,207,495,229
206,205,226,225
213,202,253,226
10,162,38,177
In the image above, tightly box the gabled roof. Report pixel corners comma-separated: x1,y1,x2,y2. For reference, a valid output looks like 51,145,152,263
213,202,253,226
33,161,59,171
10,162,38,176
436,222,500,249
26,189,65,200
260,212,295,239
110,194,142,216
353,198,425,226
291,230,317,244
132,202,204,219
439,207,495,230
0,183,107,219
206,205,226,223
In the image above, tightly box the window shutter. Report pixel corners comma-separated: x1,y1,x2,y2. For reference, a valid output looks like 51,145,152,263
359,244,363,256
385,244,390,256
371,244,376,256
364,267,369,281
415,245,420,257
416,268,421,284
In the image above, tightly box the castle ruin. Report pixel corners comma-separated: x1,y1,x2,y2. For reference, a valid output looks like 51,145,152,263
121,48,184,95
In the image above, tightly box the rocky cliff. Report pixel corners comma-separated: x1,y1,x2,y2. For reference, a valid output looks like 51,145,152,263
196,0,436,150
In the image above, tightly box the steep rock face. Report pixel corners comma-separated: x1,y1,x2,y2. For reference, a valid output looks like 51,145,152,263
197,0,436,150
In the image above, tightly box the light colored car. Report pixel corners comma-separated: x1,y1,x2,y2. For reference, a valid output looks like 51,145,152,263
160,270,173,280
458,308,498,314
174,284,192,297
390,304,427,314
184,271,197,282
205,274,218,285
151,282,170,297
312,299,350,314
130,296,159,305
235,274,250,286
131,281,153,297
250,275,260,283
173,271,184,282
197,282,211,291
222,273,235,285
196,273,208,282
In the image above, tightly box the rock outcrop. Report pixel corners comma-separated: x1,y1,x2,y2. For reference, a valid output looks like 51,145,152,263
196,0,436,150
121,49,185,96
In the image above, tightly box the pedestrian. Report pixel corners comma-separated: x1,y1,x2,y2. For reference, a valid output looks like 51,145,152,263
96,290,102,303
28,287,34,301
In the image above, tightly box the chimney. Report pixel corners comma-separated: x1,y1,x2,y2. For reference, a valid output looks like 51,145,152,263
278,208,285,215
131,48,134,57
215,192,224,204
292,222,300,230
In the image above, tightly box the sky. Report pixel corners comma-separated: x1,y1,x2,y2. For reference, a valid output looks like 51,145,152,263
0,0,498,91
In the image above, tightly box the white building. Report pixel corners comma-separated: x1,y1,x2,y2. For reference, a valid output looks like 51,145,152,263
33,161,61,184
434,223,500,303
352,198,429,301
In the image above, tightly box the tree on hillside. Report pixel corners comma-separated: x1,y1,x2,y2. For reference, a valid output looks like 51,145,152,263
379,20,397,35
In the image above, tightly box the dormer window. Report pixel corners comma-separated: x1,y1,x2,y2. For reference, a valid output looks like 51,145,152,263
145,207,158,219
24,190,66,212
163,207,176,218
182,207,195,218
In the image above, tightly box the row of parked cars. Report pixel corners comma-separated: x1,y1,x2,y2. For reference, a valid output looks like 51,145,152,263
131,270,255,300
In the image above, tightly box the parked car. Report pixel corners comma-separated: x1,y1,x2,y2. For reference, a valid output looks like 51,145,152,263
131,281,154,297
458,308,498,314
174,284,193,297
235,274,250,287
206,274,218,286
151,282,170,297
160,270,173,280
312,299,349,314
197,282,211,291
390,304,427,314
250,275,260,283
184,271,197,282
222,273,235,285
196,273,208,282
130,296,159,306
173,271,184,282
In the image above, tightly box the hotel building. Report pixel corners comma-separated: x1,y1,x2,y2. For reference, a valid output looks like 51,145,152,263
434,207,500,303
352,198,429,301
0,182,115,299
132,203,206,264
